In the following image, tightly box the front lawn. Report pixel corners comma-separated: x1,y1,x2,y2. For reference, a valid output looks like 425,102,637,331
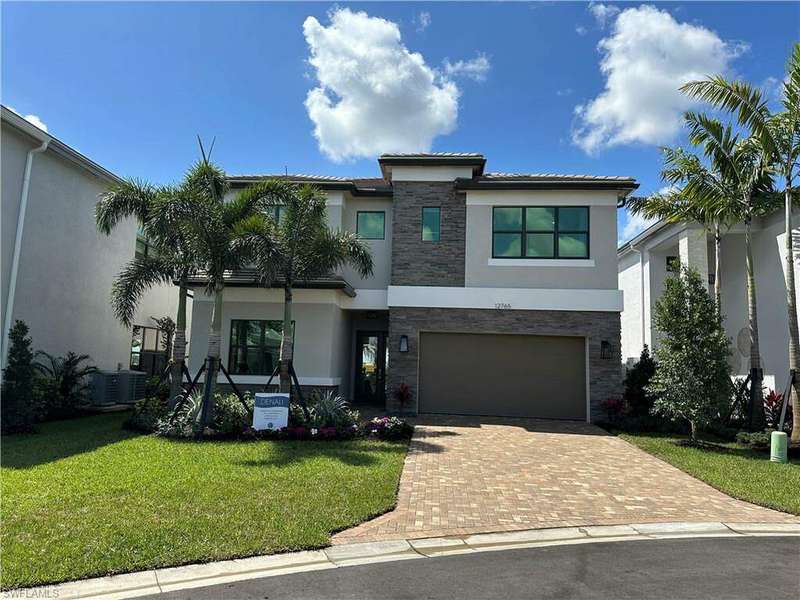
1,413,408,589
620,432,800,516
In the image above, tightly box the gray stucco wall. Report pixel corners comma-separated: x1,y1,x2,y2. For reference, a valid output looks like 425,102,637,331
465,203,619,289
390,182,466,286
1,122,181,371
386,307,621,422
340,196,392,289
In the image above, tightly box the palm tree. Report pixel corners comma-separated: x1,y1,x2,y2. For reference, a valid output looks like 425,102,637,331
627,146,738,311
681,42,800,441
683,113,776,429
97,180,198,408
178,155,297,426
235,183,374,394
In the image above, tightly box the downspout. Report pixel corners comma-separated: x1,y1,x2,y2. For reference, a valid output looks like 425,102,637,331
629,241,646,352
1,137,50,375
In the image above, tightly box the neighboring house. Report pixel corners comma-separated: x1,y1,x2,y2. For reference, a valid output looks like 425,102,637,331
187,153,637,421
618,211,800,392
1,106,186,376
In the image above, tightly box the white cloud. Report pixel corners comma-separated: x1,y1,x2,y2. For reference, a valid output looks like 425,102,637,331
575,25,588,36
414,11,431,32
620,211,658,244
443,53,491,82
303,8,459,162
572,5,743,155
589,3,620,28
7,106,48,132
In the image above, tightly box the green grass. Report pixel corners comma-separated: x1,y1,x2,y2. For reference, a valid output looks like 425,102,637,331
620,432,800,516
1,413,408,589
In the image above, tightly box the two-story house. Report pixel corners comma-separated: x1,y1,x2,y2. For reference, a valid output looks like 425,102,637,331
186,153,638,422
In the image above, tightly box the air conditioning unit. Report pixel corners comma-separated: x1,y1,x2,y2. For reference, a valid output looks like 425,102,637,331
90,371,121,406
118,370,148,404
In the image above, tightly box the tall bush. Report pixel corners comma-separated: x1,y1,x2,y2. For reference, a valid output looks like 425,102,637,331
2,321,36,433
648,267,733,441
623,345,657,417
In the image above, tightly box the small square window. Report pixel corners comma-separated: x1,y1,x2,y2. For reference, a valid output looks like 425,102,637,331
357,211,385,240
422,207,440,241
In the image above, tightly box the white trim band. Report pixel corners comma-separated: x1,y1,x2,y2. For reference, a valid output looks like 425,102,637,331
488,258,595,267
387,286,623,312
213,375,342,386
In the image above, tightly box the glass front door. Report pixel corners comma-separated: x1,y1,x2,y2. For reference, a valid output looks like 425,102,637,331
354,331,387,405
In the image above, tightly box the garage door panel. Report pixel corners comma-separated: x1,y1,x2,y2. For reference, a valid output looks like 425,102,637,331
419,333,586,420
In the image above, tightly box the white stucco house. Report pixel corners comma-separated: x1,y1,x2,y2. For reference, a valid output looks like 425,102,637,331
1,106,187,376
618,208,800,393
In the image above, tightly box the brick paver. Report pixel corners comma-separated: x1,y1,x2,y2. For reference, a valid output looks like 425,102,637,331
333,416,798,544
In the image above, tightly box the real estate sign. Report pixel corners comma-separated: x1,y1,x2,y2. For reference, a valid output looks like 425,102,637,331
253,393,289,431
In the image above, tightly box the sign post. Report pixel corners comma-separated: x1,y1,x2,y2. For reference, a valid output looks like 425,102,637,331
253,393,289,431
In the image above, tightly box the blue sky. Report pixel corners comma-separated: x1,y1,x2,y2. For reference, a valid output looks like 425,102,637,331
3,2,798,244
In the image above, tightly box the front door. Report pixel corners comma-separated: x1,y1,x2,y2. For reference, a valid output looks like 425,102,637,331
354,331,387,405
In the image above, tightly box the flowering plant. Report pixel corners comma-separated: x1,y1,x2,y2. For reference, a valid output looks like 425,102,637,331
367,416,414,440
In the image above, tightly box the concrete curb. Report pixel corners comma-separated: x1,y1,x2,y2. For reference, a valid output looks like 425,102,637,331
19,522,800,599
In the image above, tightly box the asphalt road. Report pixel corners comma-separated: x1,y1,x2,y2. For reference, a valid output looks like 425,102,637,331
152,537,800,600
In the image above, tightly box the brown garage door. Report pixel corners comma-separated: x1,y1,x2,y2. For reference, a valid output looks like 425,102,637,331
418,332,586,420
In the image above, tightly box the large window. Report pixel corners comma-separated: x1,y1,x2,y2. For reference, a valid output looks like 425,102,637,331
228,320,294,376
135,226,157,260
422,207,440,241
492,206,589,259
130,325,169,374
357,211,385,240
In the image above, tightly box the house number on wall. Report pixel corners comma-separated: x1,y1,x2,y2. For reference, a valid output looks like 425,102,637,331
494,302,512,310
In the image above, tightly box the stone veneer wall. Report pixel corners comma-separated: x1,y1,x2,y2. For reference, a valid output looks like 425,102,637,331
390,182,466,286
386,308,621,422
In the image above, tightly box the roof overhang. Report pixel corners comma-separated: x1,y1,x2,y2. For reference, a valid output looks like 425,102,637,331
1,106,120,184
184,271,357,297
378,154,486,180
455,177,639,197
227,176,392,197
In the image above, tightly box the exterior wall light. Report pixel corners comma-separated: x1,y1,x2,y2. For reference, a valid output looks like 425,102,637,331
600,340,612,360
399,335,409,353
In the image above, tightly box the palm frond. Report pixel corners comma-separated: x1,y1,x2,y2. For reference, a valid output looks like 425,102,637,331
96,179,157,234
681,77,774,152
111,255,176,327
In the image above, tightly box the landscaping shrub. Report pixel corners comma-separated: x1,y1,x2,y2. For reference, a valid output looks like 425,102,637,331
125,396,169,432
763,389,792,432
213,392,253,435
1,321,37,434
623,345,656,417
648,267,733,441
600,397,625,424
33,351,98,421
735,430,772,449
144,376,170,403
366,416,414,440
308,390,359,429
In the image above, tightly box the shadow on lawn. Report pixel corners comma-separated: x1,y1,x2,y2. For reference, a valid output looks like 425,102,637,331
237,440,409,469
1,413,140,469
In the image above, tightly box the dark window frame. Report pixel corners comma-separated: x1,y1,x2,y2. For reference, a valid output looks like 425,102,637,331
227,319,295,376
356,211,386,240
421,206,441,242
491,206,590,259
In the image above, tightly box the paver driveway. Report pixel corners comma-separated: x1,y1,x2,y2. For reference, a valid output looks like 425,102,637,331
333,416,797,544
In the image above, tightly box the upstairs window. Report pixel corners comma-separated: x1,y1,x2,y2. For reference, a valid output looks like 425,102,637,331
422,207,440,241
492,206,589,259
357,211,385,240
265,205,287,225
135,226,157,260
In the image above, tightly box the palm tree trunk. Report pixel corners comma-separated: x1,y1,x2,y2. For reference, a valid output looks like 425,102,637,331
199,282,224,428
714,223,722,314
279,285,294,394
168,278,188,409
783,177,800,445
745,214,765,431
